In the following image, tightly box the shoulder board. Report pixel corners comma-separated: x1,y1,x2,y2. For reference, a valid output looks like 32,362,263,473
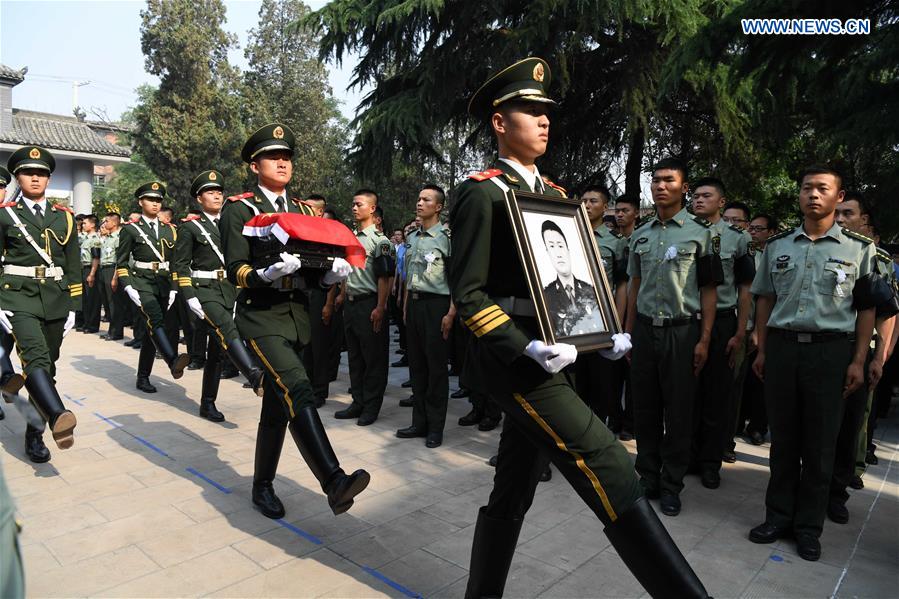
468,168,503,182
168,223,177,231
52,205,74,214
843,228,873,245
128,218,140,224
634,217,653,232
0,202,16,208
610,230,623,239
181,215,201,222
875,247,891,262
442,228,451,238
227,192,255,202
728,224,744,233
692,216,713,228
766,228,794,243
541,176,567,194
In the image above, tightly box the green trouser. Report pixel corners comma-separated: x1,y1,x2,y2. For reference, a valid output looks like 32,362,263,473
202,299,240,348
693,311,737,472
764,330,852,537
343,294,388,418
831,351,871,504
81,265,101,330
724,335,749,453
99,265,125,336
134,273,172,330
10,312,63,376
407,294,450,434
854,389,875,477
302,288,335,400
631,318,699,495
1,466,24,599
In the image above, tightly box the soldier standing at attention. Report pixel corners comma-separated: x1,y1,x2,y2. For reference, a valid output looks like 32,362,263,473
689,178,754,489
116,182,190,393
0,147,80,455
78,214,102,334
453,59,708,598
100,212,125,341
625,158,723,517
334,189,394,426
748,166,886,561
395,184,454,448
174,170,266,422
221,123,369,519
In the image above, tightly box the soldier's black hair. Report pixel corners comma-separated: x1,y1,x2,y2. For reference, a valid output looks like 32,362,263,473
421,184,446,205
724,201,751,221
83,214,99,227
693,177,727,198
651,157,689,182
354,188,379,204
842,190,869,215
104,211,120,219
798,165,843,189
581,183,611,202
160,206,174,215
306,193,326,204
614,194,640,210
323,206,339,220
751,213,778,230
541,219,567,246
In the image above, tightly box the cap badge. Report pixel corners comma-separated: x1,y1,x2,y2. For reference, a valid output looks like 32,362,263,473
533,63,545,82
208,172,217,181
29,148,40,159
151,182,160,190
273,126,284,139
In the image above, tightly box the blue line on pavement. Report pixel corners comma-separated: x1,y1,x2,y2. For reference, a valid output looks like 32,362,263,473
93,411,122,428
186,467,232,494
361,566,422,598
274,519,323,545
130,434,172,459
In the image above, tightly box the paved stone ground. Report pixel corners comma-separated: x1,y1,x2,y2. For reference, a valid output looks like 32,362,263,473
1,327,897,598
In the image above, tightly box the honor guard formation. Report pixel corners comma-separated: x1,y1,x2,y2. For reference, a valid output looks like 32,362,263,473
1,55,897,599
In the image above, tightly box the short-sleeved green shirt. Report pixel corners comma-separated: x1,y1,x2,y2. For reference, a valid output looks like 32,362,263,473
750,223,877,333
594,225,628,290
100,230,119,265
627,207,719,319
712,219,752,310
346,224,392,295
79,231,100,266
405,222,451,295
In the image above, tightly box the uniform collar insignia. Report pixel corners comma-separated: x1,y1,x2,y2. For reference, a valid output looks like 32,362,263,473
777,255,790,262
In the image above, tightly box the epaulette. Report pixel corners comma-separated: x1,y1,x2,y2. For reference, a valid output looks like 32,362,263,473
611,229,623,239
542,176,567,195
227,192,255,202
766,228,794,243
442,228,451,239
52,204,74,214
634,217,654,231
843,228,874,245
468,168,503,182
692,216,713,228
875,246,891,262
181,214,201,222
0,202,16,208
128,217,140,224
728,224,744,233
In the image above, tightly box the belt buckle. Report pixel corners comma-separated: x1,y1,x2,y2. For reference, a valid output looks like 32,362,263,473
281,276,293,290
216,269,224,281
411,291,420,300
652,316,664,327
797,333,812,343
35,265,46,279
150,261,159,272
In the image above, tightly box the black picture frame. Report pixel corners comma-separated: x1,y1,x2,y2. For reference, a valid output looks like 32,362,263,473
504,190,622,352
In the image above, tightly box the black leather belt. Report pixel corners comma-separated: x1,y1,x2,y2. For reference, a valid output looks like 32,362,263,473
637,313,697,327
409,291,448,301
347,292,376,302
769,328,852,343
493,296,536,318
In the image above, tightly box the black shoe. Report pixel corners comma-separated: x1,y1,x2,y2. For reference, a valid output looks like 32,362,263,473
425,433,443,448
356,414,377,426
478,416,501,431
105,334,124,341
83,328,100,334
124,338,136,347
136,377,157,393
334,405,363,419
827,501,849,524
131,340,142,350
252,482,285,519
700,468,720,489
539,466,552,482
391,356,408,367
850,475,864,490
396,426,426,439
749,430,765,445
399,396,414,407
25,426,51,463
660,492,681,516
796,533,821,561
865,449,879,465
450,387,470,399
401,379,412,388
465,506,524,598
199,399,225,422
187,359,206,371
458,409,483,427
488,454,498,467
722,450,737,463
749,521,791,544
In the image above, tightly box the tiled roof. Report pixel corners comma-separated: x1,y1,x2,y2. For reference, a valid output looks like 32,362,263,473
0,109,131,158
0,64,26,82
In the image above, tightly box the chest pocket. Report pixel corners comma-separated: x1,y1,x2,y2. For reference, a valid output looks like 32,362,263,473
671,245,695,273
422,253,446,282
634,245,653,276
817,262,856,297
771,262,797,295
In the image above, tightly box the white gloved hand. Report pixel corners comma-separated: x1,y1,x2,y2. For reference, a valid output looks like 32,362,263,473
167,289,178,310
598,332,632,361
524,340,578,373
125,285,142,307
258,252,302,283
187,296,206,320
0,308,12,334
63,311,76,338
322,257,353,286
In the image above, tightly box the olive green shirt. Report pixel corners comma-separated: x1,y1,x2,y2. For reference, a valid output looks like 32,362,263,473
594,224,628,290
750,223,877,333
405,222,451,295
100,230,119,265
79,231,101,266
346,224,391,295
627,208,719,319
712,219,752,310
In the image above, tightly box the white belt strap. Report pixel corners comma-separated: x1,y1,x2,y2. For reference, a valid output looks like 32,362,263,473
134,260,169,271
129,222,166,263
190,269,226,280
3,264,64,280
4,206,56,268
192,220,225,265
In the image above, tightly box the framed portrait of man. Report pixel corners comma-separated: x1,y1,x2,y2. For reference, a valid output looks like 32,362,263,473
505,191,621,351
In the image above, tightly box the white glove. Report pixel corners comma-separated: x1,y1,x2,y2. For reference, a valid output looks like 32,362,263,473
258,252,302,283
187,296,206,320
322,257,353,286
125,285,142,307
524,340,578,374
0,308,12,334
63,311,76,338
598,333,632,361
167,290,178,310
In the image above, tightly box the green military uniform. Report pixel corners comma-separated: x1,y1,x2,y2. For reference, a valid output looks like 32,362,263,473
693,219,753,479
78,230,101,331
98,229,125,339
0,146,79,451
627,208,723,498
751,223,880,540
340,224,394,421
302,285,339,405
221,123,370,520
0,165,24,423
116,182,188,390
402,221,452,442
173,170,264,421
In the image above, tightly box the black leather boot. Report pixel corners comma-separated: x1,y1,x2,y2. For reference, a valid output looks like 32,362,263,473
252,423,287,519
464,507,524,599
199,353,224,422
288,406,370,515
152,327,190,379
24,369,76,450
136,338,157,392
604,497,709,598
25,424,51,463
226,342,265,397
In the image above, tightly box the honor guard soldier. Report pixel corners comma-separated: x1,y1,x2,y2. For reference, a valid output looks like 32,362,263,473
221,123,369,519
116,181,190,393
453,59,708,598
174,170,265,422
0,147,80,456
624,158,724,517
395,184,455,448
748,166,889,561
334,189,394,426
77,215,102,333
690,178,754,489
